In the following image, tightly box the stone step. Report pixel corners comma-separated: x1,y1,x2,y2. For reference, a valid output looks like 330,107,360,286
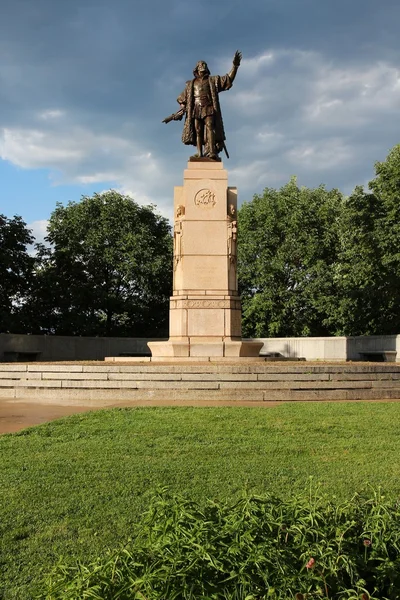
1,375,400,388
2,371,400,385
2,363,400,374
2,386,400,403
1,363,400,403
4,372,400,382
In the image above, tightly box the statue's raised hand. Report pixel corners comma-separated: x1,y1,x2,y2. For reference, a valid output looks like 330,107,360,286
233,50,242,67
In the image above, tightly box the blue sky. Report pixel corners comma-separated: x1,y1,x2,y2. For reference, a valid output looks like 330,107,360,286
1,0,400,243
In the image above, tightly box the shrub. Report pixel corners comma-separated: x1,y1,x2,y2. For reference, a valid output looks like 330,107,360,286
40,487,400,599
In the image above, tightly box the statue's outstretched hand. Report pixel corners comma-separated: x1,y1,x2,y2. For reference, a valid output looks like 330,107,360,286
233,50,242,67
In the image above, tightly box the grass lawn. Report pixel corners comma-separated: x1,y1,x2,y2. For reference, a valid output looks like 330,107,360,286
1,403,400,599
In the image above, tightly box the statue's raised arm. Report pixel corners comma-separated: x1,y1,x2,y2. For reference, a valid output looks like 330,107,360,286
162,51,242,161
228,50,242,83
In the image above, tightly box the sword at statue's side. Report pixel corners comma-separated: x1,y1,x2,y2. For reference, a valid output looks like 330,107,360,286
163,106,230,159
222,142,230,160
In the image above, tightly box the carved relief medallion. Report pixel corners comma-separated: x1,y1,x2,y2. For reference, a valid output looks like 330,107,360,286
194,189,216,209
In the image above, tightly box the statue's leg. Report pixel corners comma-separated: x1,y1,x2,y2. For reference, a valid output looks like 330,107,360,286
205,116,216,159
194,118,203,157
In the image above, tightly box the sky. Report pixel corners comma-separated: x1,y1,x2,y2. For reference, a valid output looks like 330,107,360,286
1,0,400,244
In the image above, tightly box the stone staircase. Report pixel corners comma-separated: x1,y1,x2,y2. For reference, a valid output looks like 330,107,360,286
1,362,400,404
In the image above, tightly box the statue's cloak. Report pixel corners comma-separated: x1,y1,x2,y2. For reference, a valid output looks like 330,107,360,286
177,74,232,153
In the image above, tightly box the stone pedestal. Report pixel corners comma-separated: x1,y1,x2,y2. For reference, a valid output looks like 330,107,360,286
148,160,262,359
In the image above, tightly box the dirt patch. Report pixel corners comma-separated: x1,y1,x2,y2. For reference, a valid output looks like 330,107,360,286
2,396,399,435
0,401,102,434
0,398,282,434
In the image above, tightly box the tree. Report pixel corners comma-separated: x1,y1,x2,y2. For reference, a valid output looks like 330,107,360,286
0,215,35,333
29,191,173,337
237,178,342,338
328,186,384,335
330,145,400,336
368,144,400,333
237,145,400,339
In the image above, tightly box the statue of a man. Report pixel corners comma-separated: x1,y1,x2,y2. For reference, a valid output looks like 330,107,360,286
164,51,242,160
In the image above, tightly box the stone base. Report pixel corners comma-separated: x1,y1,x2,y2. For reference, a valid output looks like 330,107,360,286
146,161,262,363
147,339,263,359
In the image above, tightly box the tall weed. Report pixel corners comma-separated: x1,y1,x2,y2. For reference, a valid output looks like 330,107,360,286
40,487,400,599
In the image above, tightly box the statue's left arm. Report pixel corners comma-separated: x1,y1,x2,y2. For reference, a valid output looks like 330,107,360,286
216,50,242,92
227,50,242,84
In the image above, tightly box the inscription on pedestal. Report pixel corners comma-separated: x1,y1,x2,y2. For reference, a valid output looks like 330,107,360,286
185,299,229,309
194,189,216,209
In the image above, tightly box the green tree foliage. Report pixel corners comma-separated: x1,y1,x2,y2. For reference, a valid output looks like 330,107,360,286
238,178,342,337
29,191,172,336
330,187,384,335
238,145,400,338
369,144,400,333
331,145,400,336
0,214,34,333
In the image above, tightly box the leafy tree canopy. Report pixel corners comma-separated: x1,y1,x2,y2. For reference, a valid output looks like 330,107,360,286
238,178,342,338
0,214,34,333
29,191,172,336
326,144,400,336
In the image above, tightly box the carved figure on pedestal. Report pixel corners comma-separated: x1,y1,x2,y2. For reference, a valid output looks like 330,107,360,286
163,51,242,160
173,220,183,270
176,204,185,218
227,220,237,264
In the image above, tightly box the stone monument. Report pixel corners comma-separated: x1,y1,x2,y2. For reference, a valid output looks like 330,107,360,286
148,51,263,359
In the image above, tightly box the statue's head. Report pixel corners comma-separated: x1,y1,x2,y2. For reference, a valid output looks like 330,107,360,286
193,61,210,77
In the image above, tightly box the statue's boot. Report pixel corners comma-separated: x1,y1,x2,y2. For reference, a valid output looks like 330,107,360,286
196,132,203,157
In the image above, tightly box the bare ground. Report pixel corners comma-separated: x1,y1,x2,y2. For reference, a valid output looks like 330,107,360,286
0,398,283,434
2,396,400,435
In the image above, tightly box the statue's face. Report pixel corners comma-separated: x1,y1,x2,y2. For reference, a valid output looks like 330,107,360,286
197,61,208,74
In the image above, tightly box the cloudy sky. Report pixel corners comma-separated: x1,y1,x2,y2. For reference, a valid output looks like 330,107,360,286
1,0,400,242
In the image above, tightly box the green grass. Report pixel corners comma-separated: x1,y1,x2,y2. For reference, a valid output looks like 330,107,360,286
1,403,400,599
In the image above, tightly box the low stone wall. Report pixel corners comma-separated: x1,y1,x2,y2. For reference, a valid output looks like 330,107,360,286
346,335,399,360
250,335,400,362
1,334,399,362
0,334,162,362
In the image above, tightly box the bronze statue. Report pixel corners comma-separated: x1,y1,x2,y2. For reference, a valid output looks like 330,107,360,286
163,51,242,160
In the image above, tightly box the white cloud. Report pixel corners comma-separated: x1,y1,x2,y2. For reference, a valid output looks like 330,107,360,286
39,109,65,120
0,124,176,220
305,61,400,126
0,127,84,166
28,219,49,247
285,138,354,170
229,160,287,192
2,47,400,219
222,49,400,197
0,124,158,177
215,51,275,81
